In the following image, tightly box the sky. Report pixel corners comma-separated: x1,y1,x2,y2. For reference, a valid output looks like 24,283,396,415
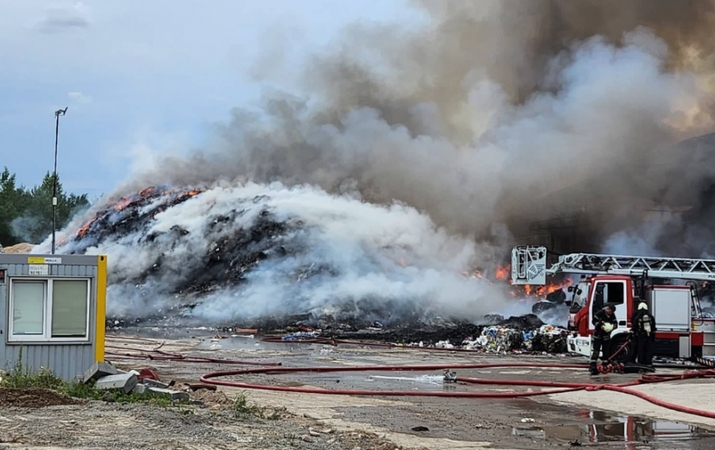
0,0,421,200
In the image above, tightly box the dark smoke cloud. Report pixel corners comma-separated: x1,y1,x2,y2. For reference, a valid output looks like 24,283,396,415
116,0,715,255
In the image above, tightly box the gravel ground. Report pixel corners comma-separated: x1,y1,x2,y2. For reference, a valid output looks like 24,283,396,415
0,397,400,450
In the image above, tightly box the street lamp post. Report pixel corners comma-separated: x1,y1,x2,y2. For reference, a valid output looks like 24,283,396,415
52,107,68,255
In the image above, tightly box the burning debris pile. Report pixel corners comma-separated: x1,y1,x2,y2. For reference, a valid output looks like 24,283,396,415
277,313,569,355
45,182,538,329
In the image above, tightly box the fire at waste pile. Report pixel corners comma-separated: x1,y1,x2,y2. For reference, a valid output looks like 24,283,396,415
40,182,570,346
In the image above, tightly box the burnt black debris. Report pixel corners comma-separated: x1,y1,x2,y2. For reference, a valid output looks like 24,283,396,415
65,188,301,289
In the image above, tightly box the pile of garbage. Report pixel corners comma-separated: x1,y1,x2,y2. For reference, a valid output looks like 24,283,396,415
461,324,568,354
281,331,321,341
54,184,568,333
274,314,569,355
405,324,568,354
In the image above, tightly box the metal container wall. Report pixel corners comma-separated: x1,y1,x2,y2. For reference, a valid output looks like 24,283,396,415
0,254,106,381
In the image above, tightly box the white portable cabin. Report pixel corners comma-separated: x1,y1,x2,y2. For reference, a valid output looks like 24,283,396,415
0,253,107,381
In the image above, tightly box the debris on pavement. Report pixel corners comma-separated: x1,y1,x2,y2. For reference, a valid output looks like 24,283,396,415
281,331,321,341
91,362,189,401
95,372,138,394
83,361,120,384
267,313,570,355
146,387,190,401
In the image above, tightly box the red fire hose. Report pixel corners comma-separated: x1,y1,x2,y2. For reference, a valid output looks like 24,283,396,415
199,363,715,420
106,335,715,419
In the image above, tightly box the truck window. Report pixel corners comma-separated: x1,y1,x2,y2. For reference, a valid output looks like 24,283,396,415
592,281,625,314
602,282,625,305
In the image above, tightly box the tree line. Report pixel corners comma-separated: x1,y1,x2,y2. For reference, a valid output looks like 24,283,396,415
0,167,90,246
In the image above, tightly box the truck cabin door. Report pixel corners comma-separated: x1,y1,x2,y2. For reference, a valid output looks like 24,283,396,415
588,280,627,332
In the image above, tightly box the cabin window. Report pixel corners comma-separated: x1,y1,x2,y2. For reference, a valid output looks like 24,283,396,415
8,278,91,342
592,281,626,314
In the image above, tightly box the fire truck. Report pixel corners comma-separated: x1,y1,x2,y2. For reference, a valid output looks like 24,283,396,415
511,246,715,363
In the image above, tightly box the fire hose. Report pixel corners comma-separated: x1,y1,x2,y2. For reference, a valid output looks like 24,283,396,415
106,335,715,420
200,363,715,420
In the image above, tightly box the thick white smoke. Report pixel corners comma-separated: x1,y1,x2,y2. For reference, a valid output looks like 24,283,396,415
35,182,521,323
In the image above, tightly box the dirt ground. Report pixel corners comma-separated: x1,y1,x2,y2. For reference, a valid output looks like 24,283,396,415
2,333,715,450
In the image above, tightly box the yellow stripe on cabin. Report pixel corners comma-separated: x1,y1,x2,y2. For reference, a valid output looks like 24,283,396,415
95,255,108,362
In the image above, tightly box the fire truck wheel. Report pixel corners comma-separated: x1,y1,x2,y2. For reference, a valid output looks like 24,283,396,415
610,335,635,363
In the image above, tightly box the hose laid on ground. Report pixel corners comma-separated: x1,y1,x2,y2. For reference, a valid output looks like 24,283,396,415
200,363,715,420
107,334,715,418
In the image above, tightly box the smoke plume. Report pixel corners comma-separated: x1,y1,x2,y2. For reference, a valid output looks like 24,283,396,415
118,1,715,239
36,1,715,322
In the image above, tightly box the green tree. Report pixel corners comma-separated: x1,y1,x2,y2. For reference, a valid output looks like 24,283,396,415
17,172,90,244
0,167,24,245
0,169,90,245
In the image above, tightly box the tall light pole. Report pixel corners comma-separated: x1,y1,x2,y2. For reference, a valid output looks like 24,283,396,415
52,107,68,255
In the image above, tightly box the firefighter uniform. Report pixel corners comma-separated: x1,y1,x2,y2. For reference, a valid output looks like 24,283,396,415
631,302,656,367
590,306,618,375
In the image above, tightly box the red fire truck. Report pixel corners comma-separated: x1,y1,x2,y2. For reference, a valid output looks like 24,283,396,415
511,246,715,363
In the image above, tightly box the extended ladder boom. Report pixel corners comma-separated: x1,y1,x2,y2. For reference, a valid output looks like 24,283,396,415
511,246,715,285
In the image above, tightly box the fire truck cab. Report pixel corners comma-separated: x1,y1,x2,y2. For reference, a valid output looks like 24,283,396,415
512,246,715,362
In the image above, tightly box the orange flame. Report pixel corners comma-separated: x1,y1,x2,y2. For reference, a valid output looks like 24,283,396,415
75,186,203,240
520,278,573,297
461,269,483,279
495,265,510,281
112,198,132,211
76,217,99,238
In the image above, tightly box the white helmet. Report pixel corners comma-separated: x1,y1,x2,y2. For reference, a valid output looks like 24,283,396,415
602,323,614,333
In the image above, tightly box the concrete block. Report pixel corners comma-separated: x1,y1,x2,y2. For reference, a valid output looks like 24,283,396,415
143,379,170,389
147,387,190,401
83,362,119,384
95,373,138,394
132,384,147,394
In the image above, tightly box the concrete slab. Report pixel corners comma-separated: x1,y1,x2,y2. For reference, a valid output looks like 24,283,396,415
96,373,138,394
147,387,190,401
83,362,119,384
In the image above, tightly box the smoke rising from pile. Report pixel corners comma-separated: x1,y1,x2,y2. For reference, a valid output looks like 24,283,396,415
38,1,715,322
118,0,715,243
39,183,515,322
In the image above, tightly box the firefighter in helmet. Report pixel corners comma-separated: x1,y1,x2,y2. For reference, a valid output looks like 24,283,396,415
631,302,656,367
590,304,618,375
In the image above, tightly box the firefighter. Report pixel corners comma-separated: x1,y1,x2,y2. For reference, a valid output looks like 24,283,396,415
631,302,656,367
589,304,618,375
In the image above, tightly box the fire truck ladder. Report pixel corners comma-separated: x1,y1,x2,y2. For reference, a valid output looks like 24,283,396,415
511,246,715,285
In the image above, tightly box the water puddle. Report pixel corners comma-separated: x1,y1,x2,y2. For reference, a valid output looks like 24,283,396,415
368,375,444,385
512,410,712,446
